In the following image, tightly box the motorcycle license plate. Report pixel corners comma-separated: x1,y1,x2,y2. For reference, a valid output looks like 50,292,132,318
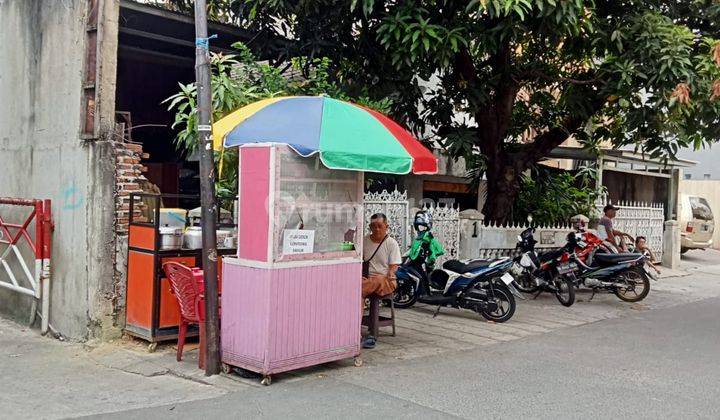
501,273,514,285
557,262,577,275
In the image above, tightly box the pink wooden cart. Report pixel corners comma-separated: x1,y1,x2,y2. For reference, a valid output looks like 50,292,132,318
221,145,364,385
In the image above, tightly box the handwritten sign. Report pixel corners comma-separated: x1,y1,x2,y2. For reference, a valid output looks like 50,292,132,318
282,229,315,255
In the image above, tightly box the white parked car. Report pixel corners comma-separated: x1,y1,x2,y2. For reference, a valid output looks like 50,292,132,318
678,194,715,253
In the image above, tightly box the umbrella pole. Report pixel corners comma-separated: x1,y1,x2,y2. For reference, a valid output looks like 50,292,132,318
194,0,220,376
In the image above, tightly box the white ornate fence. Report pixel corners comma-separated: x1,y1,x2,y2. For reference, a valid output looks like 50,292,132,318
457,201,665,261
363,190,410,251
363,190,459,266
363,190,664,264
460,216,572,260
597,199,664,260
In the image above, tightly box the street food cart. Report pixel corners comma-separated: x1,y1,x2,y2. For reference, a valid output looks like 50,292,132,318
124,193,236,350
214,96,438,384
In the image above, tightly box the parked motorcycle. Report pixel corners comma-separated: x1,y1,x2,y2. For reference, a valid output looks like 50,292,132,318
567,230,654,302
511,227,576,307
393,212,520,322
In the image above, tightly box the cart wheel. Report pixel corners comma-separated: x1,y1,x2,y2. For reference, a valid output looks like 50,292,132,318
221,363,233,374
261,375,272,386
354,357,363,367
147,342,158,353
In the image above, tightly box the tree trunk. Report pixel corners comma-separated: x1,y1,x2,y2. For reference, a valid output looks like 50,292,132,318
482,157,523,223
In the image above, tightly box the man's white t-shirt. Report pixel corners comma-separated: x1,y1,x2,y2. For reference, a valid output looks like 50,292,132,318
363,235,402,277
597,215,614,241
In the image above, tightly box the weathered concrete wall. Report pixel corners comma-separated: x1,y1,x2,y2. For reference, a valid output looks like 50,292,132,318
0,0,120,340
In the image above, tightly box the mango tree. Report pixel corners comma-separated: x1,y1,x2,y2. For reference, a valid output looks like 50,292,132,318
163,0,720,222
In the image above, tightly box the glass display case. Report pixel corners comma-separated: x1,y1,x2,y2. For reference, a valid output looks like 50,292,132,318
273,147,363,261
235,144,363,264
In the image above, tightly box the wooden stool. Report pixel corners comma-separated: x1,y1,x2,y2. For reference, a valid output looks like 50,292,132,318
362,294,396,337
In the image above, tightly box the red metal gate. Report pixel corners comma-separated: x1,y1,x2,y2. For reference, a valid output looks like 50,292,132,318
0,198,53,334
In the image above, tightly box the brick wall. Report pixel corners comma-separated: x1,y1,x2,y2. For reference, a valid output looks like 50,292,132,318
114,131,148,234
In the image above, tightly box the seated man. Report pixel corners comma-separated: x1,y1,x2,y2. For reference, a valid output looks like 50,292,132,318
597,204,633,252
361,213,401,349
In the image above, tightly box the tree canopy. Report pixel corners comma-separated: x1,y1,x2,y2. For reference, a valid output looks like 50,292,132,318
160,0,720,221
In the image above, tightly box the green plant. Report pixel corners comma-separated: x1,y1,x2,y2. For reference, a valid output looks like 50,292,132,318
512,166,604,226
164,43,391,199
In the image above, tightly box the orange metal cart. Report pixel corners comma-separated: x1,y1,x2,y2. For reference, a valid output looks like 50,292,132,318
124,193,234,350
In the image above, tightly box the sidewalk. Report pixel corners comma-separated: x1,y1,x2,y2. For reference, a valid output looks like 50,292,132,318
0,318,240,419
3,250,720,419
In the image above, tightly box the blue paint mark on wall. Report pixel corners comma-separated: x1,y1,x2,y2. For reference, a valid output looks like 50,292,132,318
61,184,83,210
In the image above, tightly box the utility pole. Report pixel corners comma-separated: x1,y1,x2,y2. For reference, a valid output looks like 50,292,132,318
193,0,220,376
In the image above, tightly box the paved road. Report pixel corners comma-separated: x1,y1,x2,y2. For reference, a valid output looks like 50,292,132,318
3,251,719,419
88,296,720,420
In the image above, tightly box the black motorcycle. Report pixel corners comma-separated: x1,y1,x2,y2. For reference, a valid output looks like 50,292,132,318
554,229,654,302
394,238,520,323
572,250,653,302
511,227,576,307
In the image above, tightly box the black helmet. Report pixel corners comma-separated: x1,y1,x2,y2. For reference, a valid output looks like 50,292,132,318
413,211,433,232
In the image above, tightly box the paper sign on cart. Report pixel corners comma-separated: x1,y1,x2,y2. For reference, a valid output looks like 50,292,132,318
282,229,315,254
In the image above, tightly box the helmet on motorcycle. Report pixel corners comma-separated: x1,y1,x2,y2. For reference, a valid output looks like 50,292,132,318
413,211,433,232
567,232,586,249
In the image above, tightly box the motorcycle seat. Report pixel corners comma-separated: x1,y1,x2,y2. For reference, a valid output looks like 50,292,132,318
538,248,564,263
594,253,643,264
442,259,492,274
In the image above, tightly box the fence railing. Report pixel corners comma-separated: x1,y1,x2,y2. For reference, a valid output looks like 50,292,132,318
460,216,571,260
363,190,665,264
596,199,664,260
0,198,53,334
363,190,410,251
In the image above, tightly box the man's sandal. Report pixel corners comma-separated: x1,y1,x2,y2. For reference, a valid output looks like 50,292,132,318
362,336,376,349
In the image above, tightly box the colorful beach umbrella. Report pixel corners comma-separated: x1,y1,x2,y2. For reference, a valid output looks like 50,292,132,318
212,96,438,175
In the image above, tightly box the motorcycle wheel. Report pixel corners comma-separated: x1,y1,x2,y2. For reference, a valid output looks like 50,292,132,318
615,268,651,302
514,270,539,294
480,283,516,323
553,276,575,307
393,282,418,309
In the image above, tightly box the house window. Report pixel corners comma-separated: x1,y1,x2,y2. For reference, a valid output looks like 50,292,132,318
704,174,711,180
685,174,692,180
